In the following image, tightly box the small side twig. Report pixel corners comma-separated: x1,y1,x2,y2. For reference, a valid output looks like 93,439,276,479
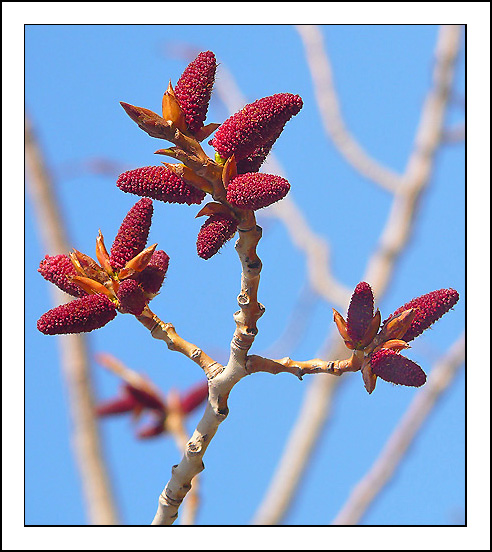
136,306,222,380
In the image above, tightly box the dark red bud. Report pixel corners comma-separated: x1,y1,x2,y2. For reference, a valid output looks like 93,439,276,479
110,198,153,270
196,214,238,260
370,349,426,387
37,295,117,335
383,289,459,342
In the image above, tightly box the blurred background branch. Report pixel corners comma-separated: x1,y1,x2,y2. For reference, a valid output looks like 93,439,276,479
333,332,465,525
251,24,463,525
25,115,119,525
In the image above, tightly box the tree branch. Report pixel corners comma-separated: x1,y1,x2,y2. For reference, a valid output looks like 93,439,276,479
295,24,402,193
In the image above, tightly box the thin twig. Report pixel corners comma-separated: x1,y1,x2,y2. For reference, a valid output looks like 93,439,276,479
26,114,119,525
364,24,463,295
295,25,402,193
332,332,465,525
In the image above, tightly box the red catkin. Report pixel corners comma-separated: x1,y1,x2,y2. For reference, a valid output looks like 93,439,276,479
174,51,217,133
137,416,167,439
109,198,153,270
37,294,117,335
117,166,206,205
117,279,147,315
134,249,170,295
210,93,303,162
226,173,290,210
371,349,427,387
346,282,375,345
196,214,238,260
125,384,166,412
96,394,138,416
384,288,459,342
179,381,209,414
38,254,87,297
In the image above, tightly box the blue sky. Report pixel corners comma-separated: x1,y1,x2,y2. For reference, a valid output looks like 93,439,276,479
24,23,466,529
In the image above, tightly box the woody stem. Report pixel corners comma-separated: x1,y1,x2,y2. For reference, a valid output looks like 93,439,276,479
136,307,222,380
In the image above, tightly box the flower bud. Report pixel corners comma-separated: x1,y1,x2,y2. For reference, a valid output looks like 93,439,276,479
109,198,153,270
226,173,290,210
125,383,166,412
117,279,147,315
96,394,138,416
37,295,117,335
174,51,217,133
38,254,87,297
346,282,375,348
210,93,303,162
117,166,206,205
134,249,170,295
370,349,426,387
384,288,459,342
196,214,238,260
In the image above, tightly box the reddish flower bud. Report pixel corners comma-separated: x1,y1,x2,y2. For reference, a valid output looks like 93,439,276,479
109,198,153,270
37,294,117,335
210,93,303,162
174,51,217,133
370,349,426,387
179,381,209,414
196,214,238,260
96,394,138,416
125,384,166,412
38,254,87,297
346,282,375,347
384,289,459,342
117,166,206,205
137,415,167,439
134,249,170,295
117,279,147,315
226,173,290,210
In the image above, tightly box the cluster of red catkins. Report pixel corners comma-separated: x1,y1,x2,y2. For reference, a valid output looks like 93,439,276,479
116,50,303,259
36,50,460,398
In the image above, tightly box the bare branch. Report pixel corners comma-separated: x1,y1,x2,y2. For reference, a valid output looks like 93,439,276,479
25,114,119,525
295,25,402,193
137,307,222,379
332,332,465,525
364,25,462,295
150,222,263,524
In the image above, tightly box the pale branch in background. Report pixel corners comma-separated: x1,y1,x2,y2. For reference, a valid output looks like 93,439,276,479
365,24,463,296
332,332,465,525
251,24,463,525
25,115,119,525
295,24,402,193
